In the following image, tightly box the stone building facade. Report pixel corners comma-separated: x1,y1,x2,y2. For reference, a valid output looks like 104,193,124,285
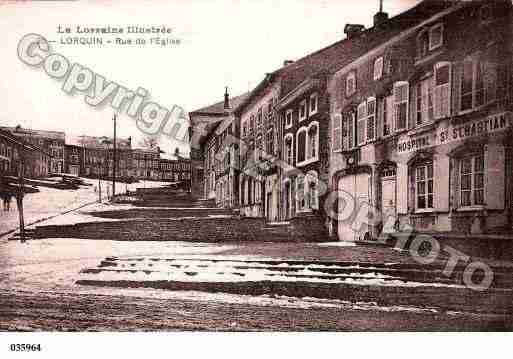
189,90,250,206
0,128,51,180
328,0,513,240
236,76,281,220
1,126,65,174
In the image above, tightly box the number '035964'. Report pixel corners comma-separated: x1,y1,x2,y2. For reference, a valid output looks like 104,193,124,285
10,344,42,352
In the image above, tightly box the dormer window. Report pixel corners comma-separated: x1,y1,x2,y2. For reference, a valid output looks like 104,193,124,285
429,24,443,50
257,108,263,128
417,31,429,59
299,100,307,122
346,71,356,97
309,93,318,116
373,57,384,81
285,109,293,129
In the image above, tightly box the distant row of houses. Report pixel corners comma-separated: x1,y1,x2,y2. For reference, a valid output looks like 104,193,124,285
190,0,513,239
0,125,192,185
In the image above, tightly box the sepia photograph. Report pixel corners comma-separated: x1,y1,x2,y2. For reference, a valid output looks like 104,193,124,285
0,0,512,355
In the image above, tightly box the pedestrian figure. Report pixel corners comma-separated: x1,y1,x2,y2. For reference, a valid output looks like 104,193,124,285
1,192,6,212
5,193,12,211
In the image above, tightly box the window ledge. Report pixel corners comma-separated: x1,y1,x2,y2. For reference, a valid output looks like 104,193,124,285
414,48,445,67
414,209,436,214
407,122,437,136
296,157,319,167
456,206,486,212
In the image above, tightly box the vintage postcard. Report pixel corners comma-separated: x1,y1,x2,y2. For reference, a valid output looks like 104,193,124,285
0,0,512,355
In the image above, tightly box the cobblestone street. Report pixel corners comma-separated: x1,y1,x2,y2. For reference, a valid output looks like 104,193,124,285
2,289,512,331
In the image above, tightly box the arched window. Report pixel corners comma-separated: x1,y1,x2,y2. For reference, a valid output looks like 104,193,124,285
307,122,319,160
306,171,319,210
296,127,307,165
284,134,294,165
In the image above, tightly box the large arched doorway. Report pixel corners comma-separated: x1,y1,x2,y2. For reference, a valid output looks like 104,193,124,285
337,169,371,242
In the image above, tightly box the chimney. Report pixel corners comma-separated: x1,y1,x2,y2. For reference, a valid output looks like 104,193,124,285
374,0,389,27
344,24,365,39
224,86,230,110
283,60,294,67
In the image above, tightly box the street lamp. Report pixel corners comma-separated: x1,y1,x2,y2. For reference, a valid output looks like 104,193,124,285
100,138,112,200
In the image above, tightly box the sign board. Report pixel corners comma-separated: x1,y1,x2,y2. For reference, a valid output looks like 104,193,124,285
397,112,512,154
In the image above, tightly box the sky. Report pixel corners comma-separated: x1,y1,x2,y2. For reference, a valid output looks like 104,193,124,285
0,0,420,158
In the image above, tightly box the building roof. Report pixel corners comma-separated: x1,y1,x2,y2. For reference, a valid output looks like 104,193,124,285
278,0,457,98
68,135,132,149
0,129,52,156
189,91,251,147
0,126,65,141
236,0,457,112
189,91,251,116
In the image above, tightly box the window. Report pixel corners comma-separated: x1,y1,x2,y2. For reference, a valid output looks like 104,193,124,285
332,114,342,152
373,57,384,81
242,121,248,137
297,175,306,211
415,76,434,126
417,31,429,59
434,62,451,119
382,95,394,136
284,135,293,165
357,102,367,145
393,81,409,130
429,24,443,50
355,98,376,145
257,108,263,128
249,115,255,135
256,136,263,158
306,171,319,210
266,129,274,155
309,93,318,116
415,162,434,210
460,154,485,207
307,122,319,160
296,129,307,164
346,71,356,97
267,100,274,122
342,112,356,150
366,98,376,141
460,56,497,112
285,109,293,128
299,100,307,122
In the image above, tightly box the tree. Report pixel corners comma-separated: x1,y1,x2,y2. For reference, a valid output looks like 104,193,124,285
139,136,159,149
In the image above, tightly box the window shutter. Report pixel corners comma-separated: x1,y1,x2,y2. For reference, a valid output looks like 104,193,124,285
434,62,451,119
397,162,409,214
452,61,463,115
367,98,376,141
332,114,342,152
377,99,384,138
394,82,409,130
484,60,497,103
347,113,355,149
486,144,505,210
408,84,417,129
357,102,367,145
434,155,450,211
451,157,460,209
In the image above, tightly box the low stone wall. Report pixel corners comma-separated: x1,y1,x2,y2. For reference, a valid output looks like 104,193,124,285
34,216,329,243
76,279,513,315
388,233,513,261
